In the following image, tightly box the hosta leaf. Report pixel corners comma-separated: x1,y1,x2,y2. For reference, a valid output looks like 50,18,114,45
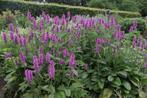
123,81,131,90
59,91,66,98
118,71,127,78
64,89,71,97
113,77,121,86
71,82,83,88
98,80,104,89
108,76,114,82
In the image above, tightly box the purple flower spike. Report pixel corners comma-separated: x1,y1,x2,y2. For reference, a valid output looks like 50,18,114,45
10,31,14,41
20,36,27,47
1,32,7,43
39,47,44,54
132,36,137,48
63,48,68,57
19,51,26,64
9,23,14,32
24,69,33,83
33,55,40,73
39,53,44,65
4,52,12,59
59,59,65,65
69,53,76,68
113,31,124,41
46,52,51,63
48,60,55,80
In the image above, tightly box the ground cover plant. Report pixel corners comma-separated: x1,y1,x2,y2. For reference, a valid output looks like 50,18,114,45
0,12,147,98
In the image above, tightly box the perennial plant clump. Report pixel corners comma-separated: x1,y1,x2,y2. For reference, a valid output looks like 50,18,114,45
0,12,147,98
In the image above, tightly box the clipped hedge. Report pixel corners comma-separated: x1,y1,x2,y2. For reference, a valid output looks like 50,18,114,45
0,0,141,17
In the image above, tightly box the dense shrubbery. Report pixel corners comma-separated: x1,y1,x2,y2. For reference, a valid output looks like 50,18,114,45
0,11,147,98
88,0,147,17
0,0,140,17
121,18,146,34
88,0,140,12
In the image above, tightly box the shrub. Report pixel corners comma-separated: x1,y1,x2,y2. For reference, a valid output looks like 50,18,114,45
121,18,146,34
139,0,147,17
0,0,141,17
88,0,139,12
0,12,147,98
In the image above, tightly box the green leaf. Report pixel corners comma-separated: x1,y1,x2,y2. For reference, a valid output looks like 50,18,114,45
118,71,127,78
59,91,66,98
71,82,83,88
48,94,54,98
21,93,33,98
113,77,121,86
64,89,71,97
98,80,104,89
123,81,131,90
142,77,147,84
108,76,114,82
49,85,55,94
7,76,17,84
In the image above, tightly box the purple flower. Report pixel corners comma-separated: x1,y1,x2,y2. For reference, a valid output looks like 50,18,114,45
144,54,147,68
27,11,32,21
46,14,50,24
1,32,7,43
113,30,124,41
9,23,14,32
63,48,68,57
10,31,14,41
95,38,106,53
19,52,26,64
53,16,59,25
33,19,37,29
48,60,55,80
24,69,33,83
39,53,44,65
132,36,137,48
144,41,147,49
46,52,51,63
109,16,116,25
4,52,12,59
129,21,137,32
139,36,143,50
39,47,44,54
28,32,34,41
69,53,76,68
33,55,40,73
41,32,48,43
39,19,44,31
59,59,65,65
20,36,27,47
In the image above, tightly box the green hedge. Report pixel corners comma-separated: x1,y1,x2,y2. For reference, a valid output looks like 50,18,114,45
0,0,141,17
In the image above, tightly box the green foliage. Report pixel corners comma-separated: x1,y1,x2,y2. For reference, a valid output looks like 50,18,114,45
88,0,140,12
0,10,28,30
121,18,146,33
0,0,140,17
139,0,147,17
